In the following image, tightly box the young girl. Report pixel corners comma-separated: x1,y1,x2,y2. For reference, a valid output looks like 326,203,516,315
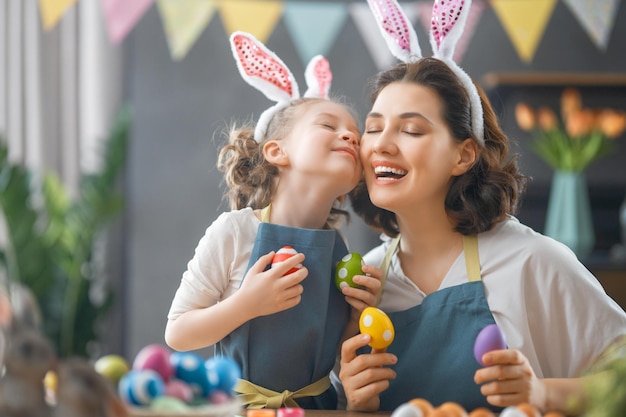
337,0,626,415
164,32,380,410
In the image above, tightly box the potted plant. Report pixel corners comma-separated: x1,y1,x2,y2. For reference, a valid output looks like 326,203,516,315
0,105,131,358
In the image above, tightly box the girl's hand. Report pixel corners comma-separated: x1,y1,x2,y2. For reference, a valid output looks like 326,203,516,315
339,333,397,411
342,264,383,313
237,251,308,318
474,349,547,410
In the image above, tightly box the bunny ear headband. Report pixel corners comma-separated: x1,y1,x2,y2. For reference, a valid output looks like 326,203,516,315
229,31,333,143
367,0,484,143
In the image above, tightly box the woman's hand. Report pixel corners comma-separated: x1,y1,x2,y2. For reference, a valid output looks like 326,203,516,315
339,333,397,411
236,251,308,318
342,264,383,312
474,349,548,410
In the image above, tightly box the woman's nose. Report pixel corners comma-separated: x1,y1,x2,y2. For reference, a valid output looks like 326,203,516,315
372,129,395,154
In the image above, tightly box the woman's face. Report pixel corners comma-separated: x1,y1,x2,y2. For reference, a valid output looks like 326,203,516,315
360,82,466,214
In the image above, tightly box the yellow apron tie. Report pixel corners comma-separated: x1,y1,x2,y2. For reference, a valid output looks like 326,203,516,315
463,235,481,282
234,376,331,409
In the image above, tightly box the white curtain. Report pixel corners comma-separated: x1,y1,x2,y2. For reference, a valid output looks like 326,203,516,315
0,0,125,354
0,0,123,191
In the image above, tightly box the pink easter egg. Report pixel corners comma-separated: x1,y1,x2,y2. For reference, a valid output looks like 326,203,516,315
474,324,507,366
133,344,174,382
271,246,302,275
165,378,194,403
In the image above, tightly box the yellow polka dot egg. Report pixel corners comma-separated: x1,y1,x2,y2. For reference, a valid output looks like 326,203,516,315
359,307,395,350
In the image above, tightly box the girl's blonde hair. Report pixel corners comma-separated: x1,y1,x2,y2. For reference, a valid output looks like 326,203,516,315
217,97,353,228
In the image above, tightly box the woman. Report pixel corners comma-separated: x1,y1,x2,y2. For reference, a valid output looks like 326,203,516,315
338,57,626,415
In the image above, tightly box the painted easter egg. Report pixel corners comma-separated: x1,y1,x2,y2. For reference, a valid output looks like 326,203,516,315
271,246,302,275
359,307,395,350
205,356,241,394
133,344,173,382
94,354,130,386
278,408,306,417
408,398,435,416
335,252,364,290
150,396,191,412
170,351,211,397
118,369,165,406
390,402,426,417
164,379,194,403
474,323,507,366
499,407,528,417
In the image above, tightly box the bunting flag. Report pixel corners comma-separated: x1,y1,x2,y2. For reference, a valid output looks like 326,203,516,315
350,2,418,71
39,0,78,30
563,0,620,51
157,0,217,60
102,0,155,44
283,2,348,66
490,0,558,63
218,0,283,43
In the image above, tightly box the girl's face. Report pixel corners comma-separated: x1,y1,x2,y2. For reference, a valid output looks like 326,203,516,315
281,100,362,195
361,82,468,213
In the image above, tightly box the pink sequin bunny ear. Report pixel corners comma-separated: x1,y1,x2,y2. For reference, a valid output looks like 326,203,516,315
230,31,300,142
429,0,483,142
366,0,484,144
366,0,421,62
303,55,332,99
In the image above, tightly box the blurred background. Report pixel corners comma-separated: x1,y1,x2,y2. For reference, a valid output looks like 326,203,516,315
1,0,625,361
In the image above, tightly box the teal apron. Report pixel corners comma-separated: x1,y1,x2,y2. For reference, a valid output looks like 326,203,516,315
375,235,501,412
218,206,351,409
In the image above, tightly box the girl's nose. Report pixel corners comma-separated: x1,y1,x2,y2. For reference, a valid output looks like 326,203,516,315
341,131,359,146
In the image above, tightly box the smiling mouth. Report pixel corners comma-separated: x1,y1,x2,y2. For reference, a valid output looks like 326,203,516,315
374,166,407,180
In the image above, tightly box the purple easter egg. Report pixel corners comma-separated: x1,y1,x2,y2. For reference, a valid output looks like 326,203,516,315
474,323,507,366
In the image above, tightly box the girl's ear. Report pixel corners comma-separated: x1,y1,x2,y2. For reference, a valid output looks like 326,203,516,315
263,140,290,166
451,138,478,176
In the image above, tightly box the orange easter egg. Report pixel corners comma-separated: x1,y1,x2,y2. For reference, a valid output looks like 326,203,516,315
543,412,566,417
516,403,541,417
271,246,302,275
468,408,495,417
436,402,468,417
408,398,434,416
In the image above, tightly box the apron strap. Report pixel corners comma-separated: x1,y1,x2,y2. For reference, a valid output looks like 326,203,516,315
463,235,481,282
261,205,271,223
376,236,401,306
234,376,331,409
378,234,482,304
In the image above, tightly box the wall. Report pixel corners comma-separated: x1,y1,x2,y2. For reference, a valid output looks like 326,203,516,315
123,1,626,357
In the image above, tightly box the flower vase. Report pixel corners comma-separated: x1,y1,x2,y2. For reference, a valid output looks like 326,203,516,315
544,170,595,260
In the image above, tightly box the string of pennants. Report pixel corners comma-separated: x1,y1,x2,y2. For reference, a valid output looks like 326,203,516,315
39,0,622,68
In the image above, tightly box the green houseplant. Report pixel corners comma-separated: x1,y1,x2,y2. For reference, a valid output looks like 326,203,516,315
0,105,131,358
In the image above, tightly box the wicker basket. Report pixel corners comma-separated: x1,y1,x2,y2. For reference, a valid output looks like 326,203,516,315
127,398,243,417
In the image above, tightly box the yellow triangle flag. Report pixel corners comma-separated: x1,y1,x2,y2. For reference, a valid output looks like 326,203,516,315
490,0,557,63
157,0,217,60
218,0,283,42
39,0,78,30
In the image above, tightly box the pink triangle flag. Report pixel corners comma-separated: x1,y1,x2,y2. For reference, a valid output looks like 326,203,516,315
102,0,155,44
564,0,621,51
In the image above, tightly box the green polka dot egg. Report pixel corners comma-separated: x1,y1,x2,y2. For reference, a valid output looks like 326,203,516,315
335,252,364,290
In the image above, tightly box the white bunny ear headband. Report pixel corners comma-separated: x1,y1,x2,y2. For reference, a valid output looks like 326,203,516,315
367,0,484,143
229,31,333,143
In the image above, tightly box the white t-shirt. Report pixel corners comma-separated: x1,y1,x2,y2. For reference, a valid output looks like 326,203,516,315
367,216,626,378
167,208,259,320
